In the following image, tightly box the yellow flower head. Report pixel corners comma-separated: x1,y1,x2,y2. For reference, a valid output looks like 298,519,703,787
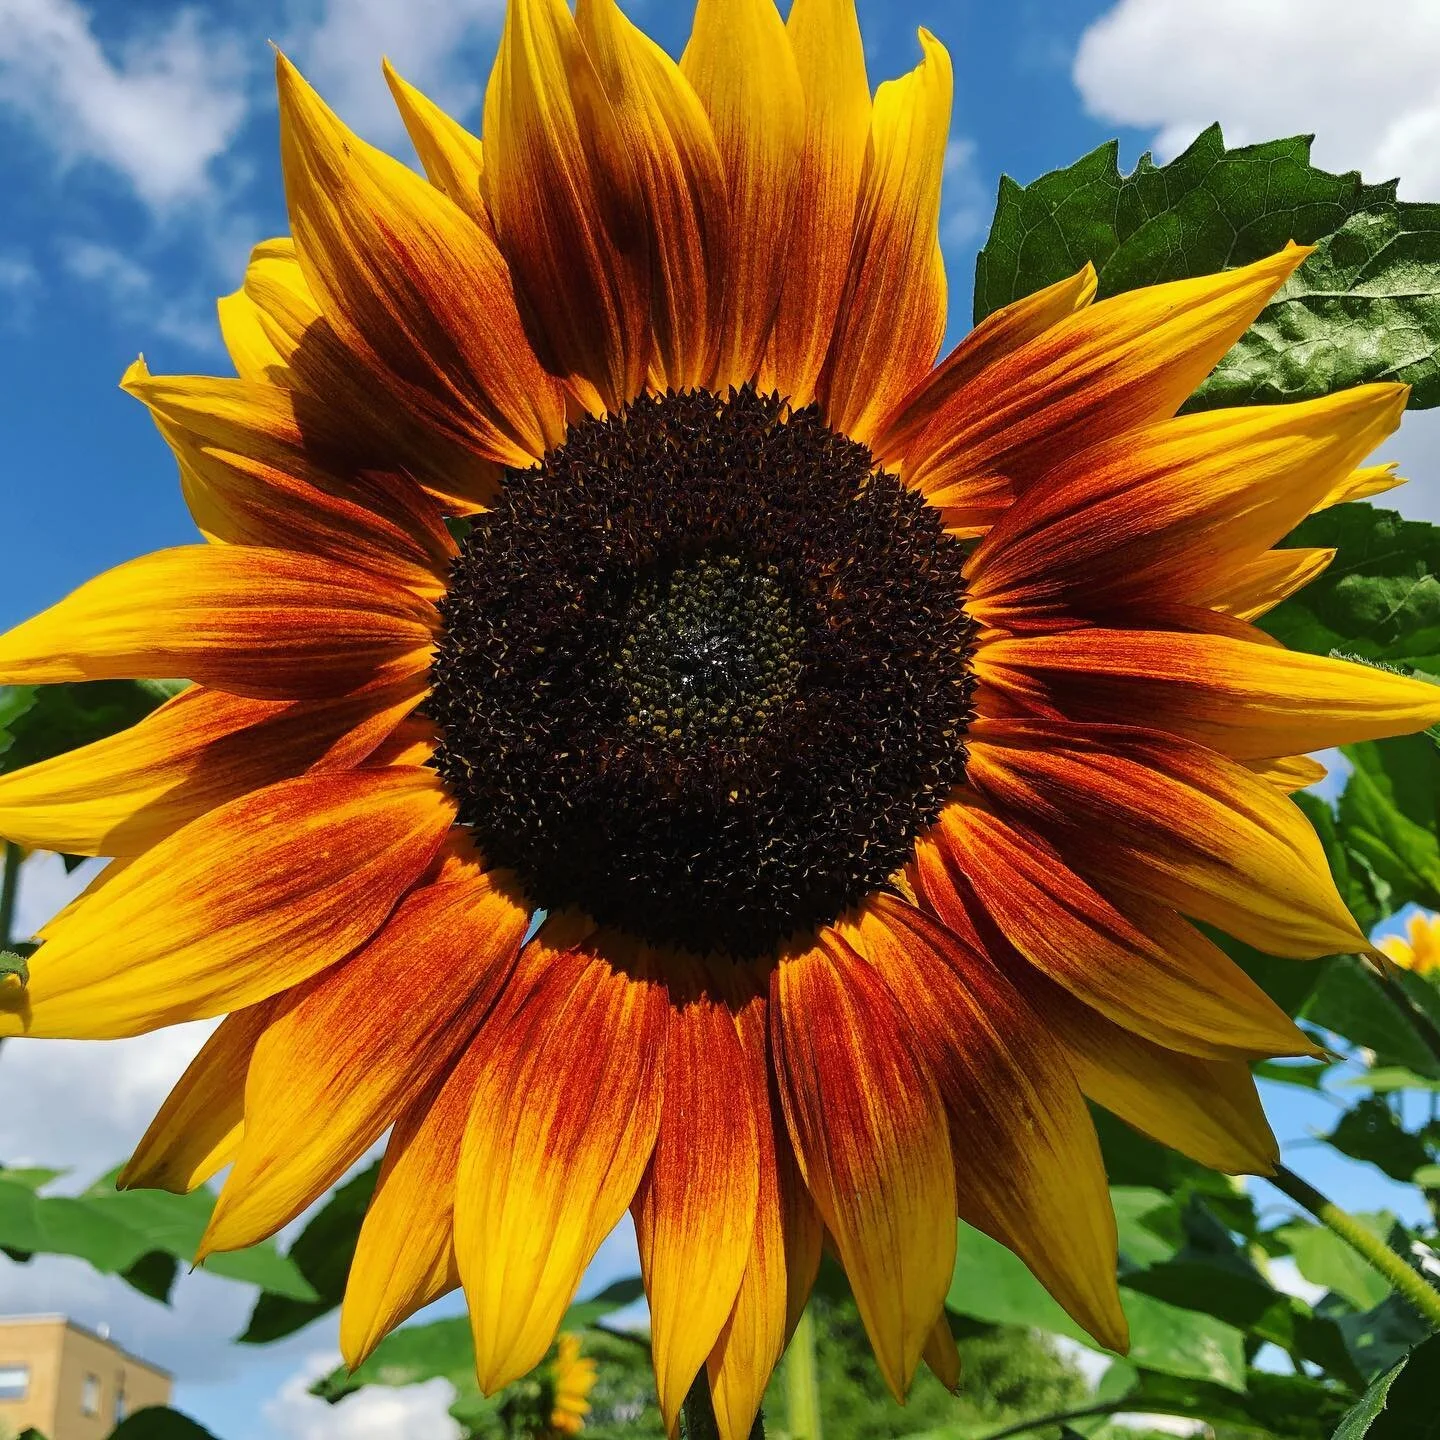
548,1333,598,1436
0,2,1435,1438
1378,911,1440,975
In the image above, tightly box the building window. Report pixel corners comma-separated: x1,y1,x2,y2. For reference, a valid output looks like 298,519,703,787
115,1386,128,1424
81,1372,101,1416
0,1365,28,1401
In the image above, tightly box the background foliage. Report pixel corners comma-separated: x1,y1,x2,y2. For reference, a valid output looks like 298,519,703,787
3,126,1440,1440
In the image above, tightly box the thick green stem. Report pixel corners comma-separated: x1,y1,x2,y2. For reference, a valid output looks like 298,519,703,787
1271,1164,1440,1328
784,1305,823,1440
682,1369,763,1440
0,842,20,951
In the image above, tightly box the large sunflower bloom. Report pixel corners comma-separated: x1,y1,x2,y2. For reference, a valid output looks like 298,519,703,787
0,0,1436,1433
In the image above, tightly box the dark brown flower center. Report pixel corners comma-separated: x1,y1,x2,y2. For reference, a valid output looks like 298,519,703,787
429,386,976,959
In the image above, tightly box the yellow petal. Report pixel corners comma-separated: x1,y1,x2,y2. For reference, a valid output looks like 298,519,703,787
483,0,650,411
821,29,952,448
217,288,286,383
455,927,667,1393
276,52,565,467
772,937,956,1401
1203,548,1336,622
633,964,759,1432
0,546,435,698
764,0,871,406
681,0,805,390
977,627,1440,760
0,681,422,858
1023,971,1280,1175
1,769,454,1040
383,61,496,238
576,0,727,392
1319,460,1404,510
1247,754,1329,794
340,1056,478,1367
120,1002,275,1193
922,1315,961,1393
202,862,528,1256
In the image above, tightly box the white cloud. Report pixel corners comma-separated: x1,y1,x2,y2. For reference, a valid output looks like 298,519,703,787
58,237,219,352
942,138,989,249
283,0,504,147
263,1351,461,1440
0,0,252,208
0,251,39,296
1074,0,1440,200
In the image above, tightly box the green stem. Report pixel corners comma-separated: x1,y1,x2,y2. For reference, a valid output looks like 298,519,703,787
682,1369,763,1440
1271,1164,1440,1328
0,841,20,951
784,1305,823,1440
974,1403,1122,1440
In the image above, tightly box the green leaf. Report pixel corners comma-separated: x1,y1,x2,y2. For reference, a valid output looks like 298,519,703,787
1123,1259,1363,1388
973,127,1440,411
1108,1367,1352,1440
562,1276,647,1331
108,1408,220,1439
0,685,36,761
0,1172,314,1305
1195,203,1440,409
1332,1293,1435,1383
1323,1098,1434,1182
0,950,28,986
1264,508,1440,679
0,680,185,774
1304,958,1440,1078
1275,1216,1401,1313
1332,1332,1440,1440
241,1162,379,1344
945,1222,1248,1389
1256,1059,1334,1090
312,1317,479,1408
974,128,1390,322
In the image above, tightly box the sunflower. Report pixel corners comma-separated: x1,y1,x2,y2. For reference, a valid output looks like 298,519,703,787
1378,912,1440,976
0,0,1436,1434
547,1333,598,1437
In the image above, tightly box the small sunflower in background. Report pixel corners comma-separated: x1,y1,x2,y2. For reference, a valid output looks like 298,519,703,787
1378,912,1440,976
546,1333,599,1437
0,0,1438,1437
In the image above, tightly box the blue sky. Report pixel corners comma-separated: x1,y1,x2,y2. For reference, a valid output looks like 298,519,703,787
2,1,1440,1436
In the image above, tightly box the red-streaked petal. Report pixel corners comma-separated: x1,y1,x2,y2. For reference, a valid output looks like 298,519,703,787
1,769,455,1040
902,248,1309,531
917,805,1315,1060
976,627,1440,760
844,898,1127,1355
0,546,435,699
634,961,759,1432
681,0,805,390
771,937,955,1401
576,0,727,393
0,679,424,858
276,52,566,467
966,720,1365,958
201,860,528,1256
764,0,871,406
820,29,952,448
455,924,668,1393
484,0,651,411
873,271,1097,469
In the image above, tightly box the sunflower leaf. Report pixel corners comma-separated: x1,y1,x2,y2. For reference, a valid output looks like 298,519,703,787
1332,1331,1440,1440
973,127,1440,408
108,1408,221,1439
0,679,186,774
